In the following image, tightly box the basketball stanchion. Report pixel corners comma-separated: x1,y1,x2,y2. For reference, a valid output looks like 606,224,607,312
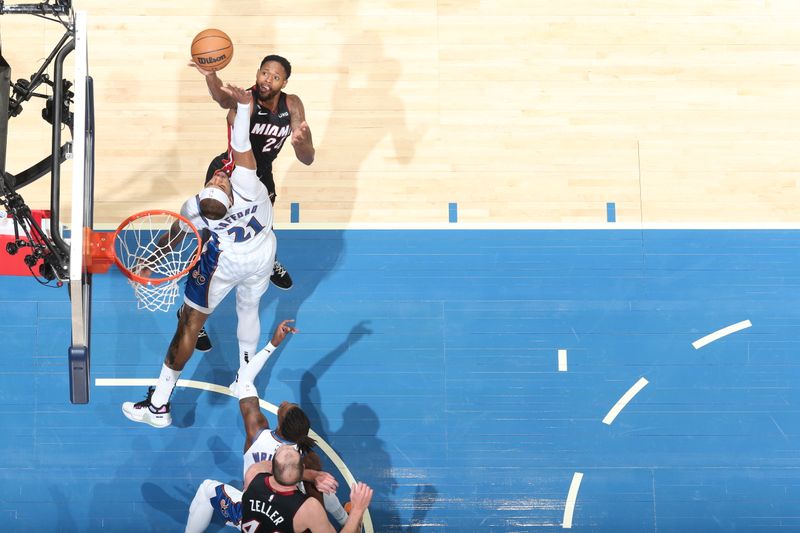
86,210,202,312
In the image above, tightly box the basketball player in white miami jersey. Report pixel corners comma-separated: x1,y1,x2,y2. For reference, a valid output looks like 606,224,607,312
185,320,341,532
122,84,276,428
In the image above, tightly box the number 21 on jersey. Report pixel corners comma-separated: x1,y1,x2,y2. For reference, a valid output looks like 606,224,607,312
227,216,266,243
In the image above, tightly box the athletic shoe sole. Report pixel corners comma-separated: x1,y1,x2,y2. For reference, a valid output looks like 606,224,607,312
121,403,172,429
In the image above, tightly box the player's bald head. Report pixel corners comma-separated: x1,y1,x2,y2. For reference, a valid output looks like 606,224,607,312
272,445,303,485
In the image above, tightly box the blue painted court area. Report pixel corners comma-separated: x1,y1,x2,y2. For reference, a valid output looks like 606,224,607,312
1,229,799,532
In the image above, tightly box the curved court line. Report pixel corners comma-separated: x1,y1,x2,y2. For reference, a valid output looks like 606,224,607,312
602,377,649,425
562,472,583,529
692,319,752,349
95,377,374,533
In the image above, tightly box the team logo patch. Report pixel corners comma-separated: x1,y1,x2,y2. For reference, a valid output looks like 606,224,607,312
192,269,207,284
211,485,242,526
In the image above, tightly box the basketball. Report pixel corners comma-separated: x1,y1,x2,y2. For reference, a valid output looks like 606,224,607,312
191,28,233,71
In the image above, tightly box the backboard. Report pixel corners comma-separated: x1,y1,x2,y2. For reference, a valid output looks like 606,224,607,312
68,11,94,404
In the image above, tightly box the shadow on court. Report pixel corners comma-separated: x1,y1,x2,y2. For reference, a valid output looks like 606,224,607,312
275,321,439,531
267,0,423,341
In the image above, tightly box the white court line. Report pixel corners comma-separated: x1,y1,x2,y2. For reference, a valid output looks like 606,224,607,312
88,221,800,231
602,377,649,425
558,349,568,372
96,377,374,533
562,472,584,529
692,320,752,349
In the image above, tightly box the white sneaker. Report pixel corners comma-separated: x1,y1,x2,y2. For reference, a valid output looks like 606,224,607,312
122,387,172,428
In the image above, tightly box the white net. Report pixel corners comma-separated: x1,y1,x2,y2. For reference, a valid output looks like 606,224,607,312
132,281,181,313
114,211,201,312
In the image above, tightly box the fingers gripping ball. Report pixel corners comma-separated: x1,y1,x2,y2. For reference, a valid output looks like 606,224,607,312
191,28,233,71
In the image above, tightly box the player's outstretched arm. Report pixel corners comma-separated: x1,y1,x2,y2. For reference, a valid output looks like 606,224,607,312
287,94,315,165
339,482,374,533
238,319,299,451
294,498,337,533
188,60,237,109
302,450,338,494
219,83,258,171
134,215,191,279
301,468,338,494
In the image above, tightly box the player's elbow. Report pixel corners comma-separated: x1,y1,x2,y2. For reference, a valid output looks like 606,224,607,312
211,94,234,109
299,151,314,166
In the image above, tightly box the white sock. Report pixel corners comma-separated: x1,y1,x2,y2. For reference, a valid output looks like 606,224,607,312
324,492,348,526
239,349,249,370
236,291,260,371
236,343,276,400
151,363,180,407
238,343,275,384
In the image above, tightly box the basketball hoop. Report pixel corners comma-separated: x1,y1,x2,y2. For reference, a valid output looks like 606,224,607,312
86,210,202,312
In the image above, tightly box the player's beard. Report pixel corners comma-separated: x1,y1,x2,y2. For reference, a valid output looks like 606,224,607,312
257,86,275,103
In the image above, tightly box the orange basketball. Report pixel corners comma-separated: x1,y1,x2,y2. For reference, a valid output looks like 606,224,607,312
191,29,233,71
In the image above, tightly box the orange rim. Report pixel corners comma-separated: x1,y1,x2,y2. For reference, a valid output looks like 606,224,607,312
112,209,202,286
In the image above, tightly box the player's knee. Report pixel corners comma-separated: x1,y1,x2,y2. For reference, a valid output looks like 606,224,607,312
199,479,218,497
236,292,261,310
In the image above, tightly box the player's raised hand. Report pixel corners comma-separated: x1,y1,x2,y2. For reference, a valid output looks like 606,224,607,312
188,60,215,77
133,262,153,280
291,121,310,146
313,471,339,494
220,83,252,105
270,319,298,347
350,482,374,512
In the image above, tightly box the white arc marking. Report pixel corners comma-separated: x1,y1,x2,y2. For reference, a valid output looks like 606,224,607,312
602,377,649,425
692,320,752,349
562,472,584,528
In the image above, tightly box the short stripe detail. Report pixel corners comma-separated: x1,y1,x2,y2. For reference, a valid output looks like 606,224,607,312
606,202,616,222
448,202,458,223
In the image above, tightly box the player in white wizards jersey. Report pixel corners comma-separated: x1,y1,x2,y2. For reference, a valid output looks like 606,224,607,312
122,84,277,429
185,320,341,532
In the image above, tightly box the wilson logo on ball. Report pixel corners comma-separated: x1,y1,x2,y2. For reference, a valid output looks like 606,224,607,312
198,54,227,65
